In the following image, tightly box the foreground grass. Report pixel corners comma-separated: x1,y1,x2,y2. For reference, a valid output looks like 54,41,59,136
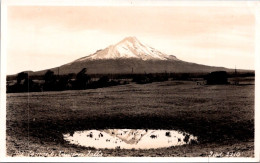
6,80,254,157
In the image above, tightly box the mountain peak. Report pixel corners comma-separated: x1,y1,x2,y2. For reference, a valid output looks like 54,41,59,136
121,36,138,42
76,37,178,61
115,36,141,46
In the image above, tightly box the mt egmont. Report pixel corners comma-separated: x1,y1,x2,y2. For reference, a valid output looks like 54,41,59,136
31,37,230,75
74,36,178,61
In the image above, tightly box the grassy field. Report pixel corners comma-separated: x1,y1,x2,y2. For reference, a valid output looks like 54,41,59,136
6,78,254,157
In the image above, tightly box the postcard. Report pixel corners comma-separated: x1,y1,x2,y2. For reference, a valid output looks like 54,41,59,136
1,0,259,162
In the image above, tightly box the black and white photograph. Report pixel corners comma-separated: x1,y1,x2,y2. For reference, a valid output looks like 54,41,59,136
0,0,259,161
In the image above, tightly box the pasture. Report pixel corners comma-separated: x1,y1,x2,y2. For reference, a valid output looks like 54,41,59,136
6,78,254,157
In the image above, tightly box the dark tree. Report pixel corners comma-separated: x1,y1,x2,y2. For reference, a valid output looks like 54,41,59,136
16,72,28,85
43,70,57,91
74,68,91,89
7,72,41,93
44,70,55,83
57,75,70,91
205,71,229,85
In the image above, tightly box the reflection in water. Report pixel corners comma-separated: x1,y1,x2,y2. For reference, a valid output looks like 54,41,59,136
63,129,198,149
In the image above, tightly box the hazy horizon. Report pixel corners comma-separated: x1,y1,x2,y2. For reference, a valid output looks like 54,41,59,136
7,6,255,75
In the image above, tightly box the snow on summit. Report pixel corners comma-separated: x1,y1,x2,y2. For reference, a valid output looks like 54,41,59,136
76,37,178,61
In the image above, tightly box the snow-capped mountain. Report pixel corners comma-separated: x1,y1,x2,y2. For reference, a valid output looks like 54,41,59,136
75,36,178,61
27,37,230,75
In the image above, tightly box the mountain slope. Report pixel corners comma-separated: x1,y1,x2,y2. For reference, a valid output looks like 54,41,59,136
28,37,233,75
34,58,228,75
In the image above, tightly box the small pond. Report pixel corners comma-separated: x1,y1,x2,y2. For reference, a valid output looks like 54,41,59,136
63,129,198,149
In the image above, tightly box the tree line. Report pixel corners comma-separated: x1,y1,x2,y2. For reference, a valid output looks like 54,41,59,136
6,68,254,93
6,68,126,93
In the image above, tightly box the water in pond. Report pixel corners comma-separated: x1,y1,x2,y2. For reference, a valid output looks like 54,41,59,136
63,129,198,149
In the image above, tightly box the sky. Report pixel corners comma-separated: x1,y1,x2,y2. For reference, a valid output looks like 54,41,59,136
7,5,255,75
